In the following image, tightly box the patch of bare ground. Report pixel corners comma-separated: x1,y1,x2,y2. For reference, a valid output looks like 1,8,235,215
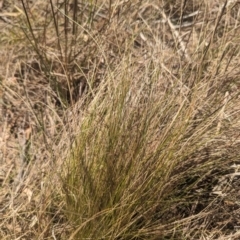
0,0,240,239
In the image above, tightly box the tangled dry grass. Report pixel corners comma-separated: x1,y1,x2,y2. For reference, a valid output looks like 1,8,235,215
0,0,240,239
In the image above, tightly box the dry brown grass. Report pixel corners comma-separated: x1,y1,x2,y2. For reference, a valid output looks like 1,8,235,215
0,0,240,239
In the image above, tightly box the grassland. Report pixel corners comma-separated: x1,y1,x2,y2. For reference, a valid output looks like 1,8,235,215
0,0,240,239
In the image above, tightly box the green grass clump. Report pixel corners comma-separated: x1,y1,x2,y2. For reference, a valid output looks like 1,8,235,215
62,53,237,239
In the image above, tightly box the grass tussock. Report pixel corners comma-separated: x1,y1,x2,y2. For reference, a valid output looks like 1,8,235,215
0,0,240,239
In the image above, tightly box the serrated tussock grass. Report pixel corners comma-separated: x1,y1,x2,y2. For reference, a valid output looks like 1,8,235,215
63,52,238,239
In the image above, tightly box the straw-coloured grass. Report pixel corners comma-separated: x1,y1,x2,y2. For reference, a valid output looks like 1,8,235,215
0,0,240,239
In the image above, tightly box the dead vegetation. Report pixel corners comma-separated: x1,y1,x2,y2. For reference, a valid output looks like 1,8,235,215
0,0,240,239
